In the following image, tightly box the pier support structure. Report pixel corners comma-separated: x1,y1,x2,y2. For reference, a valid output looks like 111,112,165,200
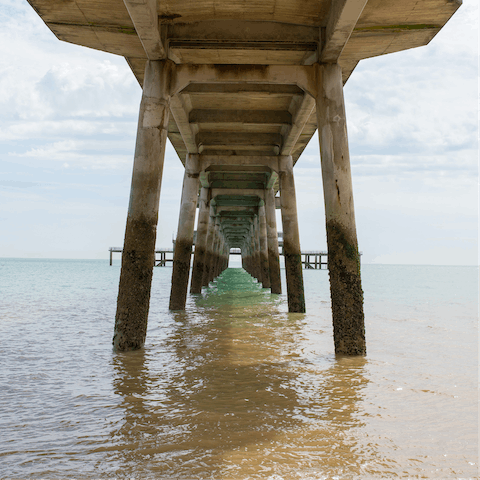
259,202,271,289
113,60,172,351
279,156,306,313
169,154,200,310
265,187,282,294
316,63,366,355
202,206,216,287
190,187,210,294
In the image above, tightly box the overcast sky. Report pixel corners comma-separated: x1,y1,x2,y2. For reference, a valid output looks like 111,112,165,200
0,0,478,265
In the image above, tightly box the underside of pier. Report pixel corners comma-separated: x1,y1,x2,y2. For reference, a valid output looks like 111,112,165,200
28,0,460,355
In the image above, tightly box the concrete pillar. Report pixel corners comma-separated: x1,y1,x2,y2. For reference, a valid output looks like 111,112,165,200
169,154,200,310
247,224,255,277
211,216,221,281
213,233,221,278
207,217,219,284
202,208,215,287
316,63,366,356
190,187,209,293
250,222,258,281
265,188,281,294
242,240,250,275
219,235,227,275
254,216,262,284
279,155,306,313
259,203,271,288
113,60,172,352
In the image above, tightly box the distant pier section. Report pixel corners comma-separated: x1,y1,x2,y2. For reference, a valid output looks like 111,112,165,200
109,246,328,270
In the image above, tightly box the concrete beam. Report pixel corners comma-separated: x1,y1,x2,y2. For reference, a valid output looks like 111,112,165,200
197,132,283,149
266,171,278,189
181,83,304,96
321,0,368,63
199,171,210,188
199,154,284,173
281,93,316,155
189,109,292,126
173,64,317,99
211,188,265,200
215,206,258,214
123,0,165,60
169,95,198,154
168,20,320,45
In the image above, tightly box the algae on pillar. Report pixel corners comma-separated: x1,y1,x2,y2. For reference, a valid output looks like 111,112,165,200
265,187,281,294
316,63,366,356
259,202,271,289
190,187,210,293
279,155,305,313
169,154,200,310
113,60,173,351
202,206,216,287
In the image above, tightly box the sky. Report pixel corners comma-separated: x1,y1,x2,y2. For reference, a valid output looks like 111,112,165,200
0,0,478,265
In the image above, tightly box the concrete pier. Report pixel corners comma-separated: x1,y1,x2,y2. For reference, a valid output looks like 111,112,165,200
279,156,306,313
316,64,366,355
113,60,172,351
29,0,461,354
169,154,200,310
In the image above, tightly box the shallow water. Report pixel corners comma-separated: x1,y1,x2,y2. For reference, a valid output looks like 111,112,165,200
0,260,478,479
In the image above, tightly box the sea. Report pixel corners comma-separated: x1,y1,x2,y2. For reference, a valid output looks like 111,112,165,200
0,258,478,479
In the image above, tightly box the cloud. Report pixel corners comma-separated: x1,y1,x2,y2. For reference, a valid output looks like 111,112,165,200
0,0,477,262
343,2,478,164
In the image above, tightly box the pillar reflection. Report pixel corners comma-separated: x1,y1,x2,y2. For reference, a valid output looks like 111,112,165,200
110,270,375,478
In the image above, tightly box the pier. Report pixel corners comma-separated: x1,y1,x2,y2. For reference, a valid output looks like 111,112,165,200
109,247,328,269
27,0,460,355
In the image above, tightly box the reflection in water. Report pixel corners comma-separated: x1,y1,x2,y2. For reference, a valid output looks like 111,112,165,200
109,269,393,479
1,262,476,478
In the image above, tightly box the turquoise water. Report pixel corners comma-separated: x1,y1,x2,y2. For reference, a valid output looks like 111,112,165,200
0,259,478,479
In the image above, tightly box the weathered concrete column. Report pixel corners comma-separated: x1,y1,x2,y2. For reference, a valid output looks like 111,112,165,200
190,187,210,293
279,155,306,313
213,233,222,278
218,236,227,275
113,60,173,351
207,217,219,284
202,208,216,287
242,239,251,275
169,154,200,310
265,188,282,294
316,63,366,356
254,216,262,284
259,203,271,288
224,244,229,270
250,222,259,281
210,216,221,281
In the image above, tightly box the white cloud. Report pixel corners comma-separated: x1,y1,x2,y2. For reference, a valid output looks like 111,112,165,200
0,0,477,262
